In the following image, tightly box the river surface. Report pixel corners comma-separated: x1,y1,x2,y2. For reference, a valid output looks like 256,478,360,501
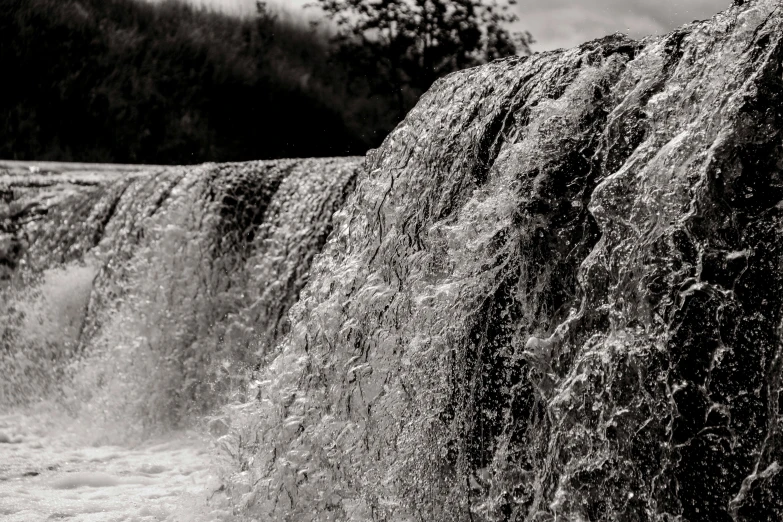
0,409,231,521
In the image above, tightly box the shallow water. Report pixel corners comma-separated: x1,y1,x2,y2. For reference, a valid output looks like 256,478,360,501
0,411,231,521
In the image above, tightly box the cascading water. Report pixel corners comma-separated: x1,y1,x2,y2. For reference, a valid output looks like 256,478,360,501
1,157,358,438
0,158,360,519
218,2,783,520
3,1,783,521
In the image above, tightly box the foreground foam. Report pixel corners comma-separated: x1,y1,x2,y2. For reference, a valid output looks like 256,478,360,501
0,412,228,521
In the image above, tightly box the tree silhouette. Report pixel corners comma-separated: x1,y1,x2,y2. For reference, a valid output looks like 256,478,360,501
313,0,533,118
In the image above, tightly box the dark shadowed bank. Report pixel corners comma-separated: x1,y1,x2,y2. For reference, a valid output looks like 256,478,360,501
0,0,526,165
0,0,377,163
4,0,783,520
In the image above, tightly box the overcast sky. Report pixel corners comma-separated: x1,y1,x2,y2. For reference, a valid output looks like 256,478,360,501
173,0,729,52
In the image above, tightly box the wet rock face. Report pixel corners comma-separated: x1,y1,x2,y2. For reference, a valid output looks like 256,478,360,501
241,1,783,520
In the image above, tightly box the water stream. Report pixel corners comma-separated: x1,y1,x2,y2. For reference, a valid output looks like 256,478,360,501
2,1,783,520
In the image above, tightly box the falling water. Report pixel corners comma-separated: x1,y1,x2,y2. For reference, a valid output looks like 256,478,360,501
3,1,783,520
1,158,358,436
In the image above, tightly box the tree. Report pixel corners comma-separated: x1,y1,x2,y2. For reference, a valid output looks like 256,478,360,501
313,0,533,118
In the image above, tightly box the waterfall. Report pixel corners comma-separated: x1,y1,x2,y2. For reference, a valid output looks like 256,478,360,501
1,158,358,440
3,1,783,520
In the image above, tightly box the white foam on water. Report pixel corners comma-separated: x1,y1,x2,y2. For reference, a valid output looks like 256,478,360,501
0,410,233,521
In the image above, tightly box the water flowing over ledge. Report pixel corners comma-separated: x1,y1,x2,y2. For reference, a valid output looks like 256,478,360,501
231,1,783,519
1,158,359,431
4,1,783,520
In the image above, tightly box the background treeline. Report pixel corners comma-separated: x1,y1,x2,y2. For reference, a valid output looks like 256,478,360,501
0,0,528,164
1,0,368,163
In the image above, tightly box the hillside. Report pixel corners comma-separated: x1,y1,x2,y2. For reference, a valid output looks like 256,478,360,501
0,0,380,164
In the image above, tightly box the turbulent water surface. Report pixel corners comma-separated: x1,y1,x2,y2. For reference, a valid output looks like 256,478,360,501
1,158,360,519
4,1,783,520
0,409,222,521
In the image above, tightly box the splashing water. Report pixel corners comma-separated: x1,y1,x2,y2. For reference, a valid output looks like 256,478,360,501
0,158,359,519
2,1,783,520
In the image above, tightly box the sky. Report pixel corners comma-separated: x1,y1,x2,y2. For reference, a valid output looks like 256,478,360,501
170,0,729,52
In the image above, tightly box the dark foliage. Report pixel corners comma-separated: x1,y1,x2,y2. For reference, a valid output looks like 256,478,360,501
0,0,530,164
0,0,367,163
316,0,533,120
